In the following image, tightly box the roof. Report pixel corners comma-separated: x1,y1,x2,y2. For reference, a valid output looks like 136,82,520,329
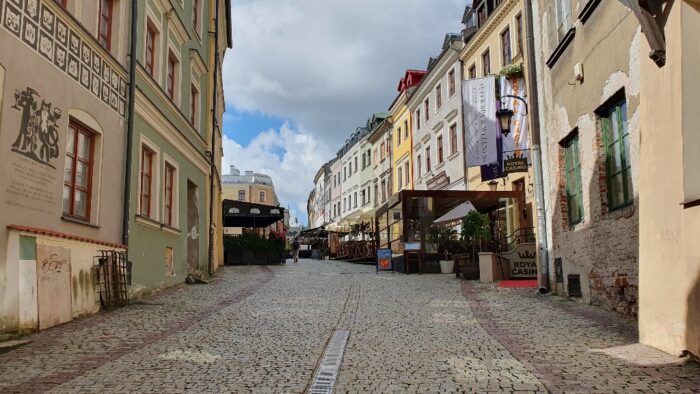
223,200,285,228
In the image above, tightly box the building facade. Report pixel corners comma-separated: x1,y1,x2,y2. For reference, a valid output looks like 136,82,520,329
339,128,368,227
0,0,130,332
368,114,391,208
410,34,465,192
328,154,342,230
222,165,279,207
533,0,640,316
636,0,700,357
390,70,426,194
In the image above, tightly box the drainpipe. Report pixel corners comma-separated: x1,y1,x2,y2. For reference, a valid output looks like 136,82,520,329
207,0,222,276
122,0,139,249
524,0,550,292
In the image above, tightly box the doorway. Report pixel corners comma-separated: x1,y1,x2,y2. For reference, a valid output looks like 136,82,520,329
187,180,200,272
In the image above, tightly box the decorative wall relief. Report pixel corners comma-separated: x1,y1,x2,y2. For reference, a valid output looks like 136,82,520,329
11,86,61,168
1,0,127,117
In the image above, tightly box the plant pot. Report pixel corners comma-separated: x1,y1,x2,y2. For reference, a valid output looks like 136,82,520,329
439,260,454,274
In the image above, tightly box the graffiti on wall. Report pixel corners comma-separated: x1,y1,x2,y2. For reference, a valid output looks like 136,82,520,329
10,87,61,168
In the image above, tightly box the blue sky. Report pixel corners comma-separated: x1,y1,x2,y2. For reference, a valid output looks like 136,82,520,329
222,0,466,225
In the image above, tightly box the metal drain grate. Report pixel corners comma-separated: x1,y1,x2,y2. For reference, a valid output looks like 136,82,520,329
308,329,350,394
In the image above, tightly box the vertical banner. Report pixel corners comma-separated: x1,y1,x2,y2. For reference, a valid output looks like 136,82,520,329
500,76,529,162
463,76,498,167
481,101,504,181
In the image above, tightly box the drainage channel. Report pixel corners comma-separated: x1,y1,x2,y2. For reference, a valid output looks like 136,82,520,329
307,329,350,394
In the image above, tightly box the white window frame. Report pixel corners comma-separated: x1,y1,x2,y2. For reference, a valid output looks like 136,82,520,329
162,154,180,229
138,135,161,222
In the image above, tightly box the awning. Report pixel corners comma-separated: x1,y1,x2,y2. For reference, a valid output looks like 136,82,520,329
434,201,476,225
222,199,284,228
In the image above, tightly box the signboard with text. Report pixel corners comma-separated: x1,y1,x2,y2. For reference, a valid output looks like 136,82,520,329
504,157,528,175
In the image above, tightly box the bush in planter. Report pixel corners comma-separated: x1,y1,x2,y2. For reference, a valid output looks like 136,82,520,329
223,233,285,265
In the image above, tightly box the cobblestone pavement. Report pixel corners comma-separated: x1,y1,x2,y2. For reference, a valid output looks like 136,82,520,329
0,259,698,393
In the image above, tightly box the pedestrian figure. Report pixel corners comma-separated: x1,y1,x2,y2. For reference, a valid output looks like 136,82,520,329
291,238,300,263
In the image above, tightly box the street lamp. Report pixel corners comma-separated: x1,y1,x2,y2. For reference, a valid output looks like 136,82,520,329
497,95,529,137
488,180,499,191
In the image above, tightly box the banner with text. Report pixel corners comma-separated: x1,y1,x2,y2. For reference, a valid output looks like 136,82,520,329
500,76,530,164
463,76,498,167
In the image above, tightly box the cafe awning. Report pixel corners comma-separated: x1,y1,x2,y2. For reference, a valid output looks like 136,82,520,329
222,199,284,228
434,201,476,225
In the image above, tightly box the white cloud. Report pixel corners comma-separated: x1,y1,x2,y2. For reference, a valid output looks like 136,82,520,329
222,123,332,225
221,0,467,224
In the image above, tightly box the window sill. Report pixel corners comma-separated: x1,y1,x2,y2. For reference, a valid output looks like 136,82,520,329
135,214,161,230
61,215,100,229
434,162,445,171
162,225,182,236
607,201,635,215
546,27,576,68
446,151,460,161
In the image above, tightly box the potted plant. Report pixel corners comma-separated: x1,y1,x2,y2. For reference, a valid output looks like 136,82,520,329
429,224,458,274
461,211,492,263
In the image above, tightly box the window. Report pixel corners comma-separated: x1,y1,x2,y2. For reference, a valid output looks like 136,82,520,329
193,0,200,34
380,142,386,161
349,161,352,174
98,0,113,50
354,192,357,208
425,146,431,172
469,64,476,79
259,191,266,203
450,124,458,155
437,136,444,164
482,49,491,76
564,136,583,224
416,109,421,129
397,127,401,146
404,120,408,139
354,157,358,173
164,163,175,226
448,69,456,97
140,146,154,218
602,100,633,209
404,162,410,186
55,0,67,8
190,84,198,125
344,166,347,180
238,190,246,201
556,0,573,39
145,23,157,76
398,166,403,190
501,27,512,65
424,98,430,122
516,13,524,55
417,155,422,177
63,121,95,221
167,51,177,99
436,85,442,110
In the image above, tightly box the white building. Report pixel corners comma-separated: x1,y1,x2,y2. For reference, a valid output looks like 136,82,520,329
368,114,393,208
328,153,343,230
340,128,369,227
409,34,466,191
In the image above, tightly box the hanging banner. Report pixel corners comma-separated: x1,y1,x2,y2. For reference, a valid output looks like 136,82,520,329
463,77,498,167
500,76,530,168
481,100,504,181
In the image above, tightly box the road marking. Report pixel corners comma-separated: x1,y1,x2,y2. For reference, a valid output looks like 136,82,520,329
308,329,350,394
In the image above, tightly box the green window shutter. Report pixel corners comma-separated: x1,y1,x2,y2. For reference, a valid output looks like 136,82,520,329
603,101,632,210
565,137,583,225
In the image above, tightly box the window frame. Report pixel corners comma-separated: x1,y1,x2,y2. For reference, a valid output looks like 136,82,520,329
259,191,266,203
63,120,96,222
424,98,430,122
436,84,442,110
437,135,444,164
564,136,583,225
238,190,246,201
190,84,198,126
167,50,177,100
398,166,403,190
145,22,157,77
601,99,633,210
98,0,113,51
417,154,422,177
469,64,477,79
193,0,201,36
403,120,409,140
140,145,155,218
482,49,491,76
163,162,175,227
404,162,409,186
501,27,512,65
425,146,431,172
416,109,421,130
448,69,456,97
450,123,458,155
515,13,524,55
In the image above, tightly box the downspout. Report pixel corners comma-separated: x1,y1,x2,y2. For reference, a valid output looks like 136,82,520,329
122,0,139,248
207,0,222,276
524,0,550,292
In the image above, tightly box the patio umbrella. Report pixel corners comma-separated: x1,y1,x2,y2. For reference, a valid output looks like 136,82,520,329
434,201,476,225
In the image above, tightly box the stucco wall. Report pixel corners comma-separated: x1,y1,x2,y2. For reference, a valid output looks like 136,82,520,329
535,1,641,316
639,0,700,357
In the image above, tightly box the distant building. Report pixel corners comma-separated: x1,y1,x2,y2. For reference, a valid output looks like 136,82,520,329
222,165,281,236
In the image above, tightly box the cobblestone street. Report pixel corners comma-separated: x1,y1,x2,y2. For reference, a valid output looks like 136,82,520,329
0,259,698,393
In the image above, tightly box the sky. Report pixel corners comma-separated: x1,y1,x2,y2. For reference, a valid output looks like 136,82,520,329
222,0,467,225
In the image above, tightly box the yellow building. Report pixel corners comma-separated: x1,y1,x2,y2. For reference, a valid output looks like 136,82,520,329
459,0,536,236
390,70,427,194
221,165,280,235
